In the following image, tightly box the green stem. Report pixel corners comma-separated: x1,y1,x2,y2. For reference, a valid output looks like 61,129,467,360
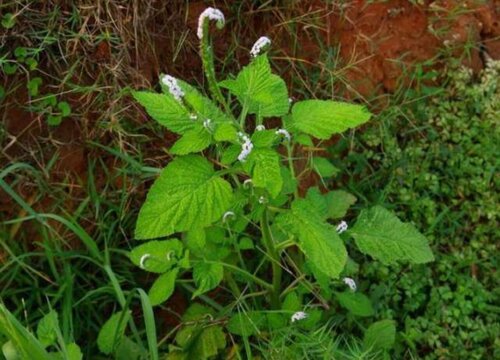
261,209,282,309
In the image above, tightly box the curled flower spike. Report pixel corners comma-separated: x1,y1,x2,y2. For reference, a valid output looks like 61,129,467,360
276,129,291,142
197,7,225,39
139,254,151,269
343,277,357,292
203,118,213,130
223,211,235,223
238,134,254,162
291,311,308,323
161,75,184,101
256,125,265,131
250,36,271,57
243,179,253,188
336,220,348,234
166,251,175,261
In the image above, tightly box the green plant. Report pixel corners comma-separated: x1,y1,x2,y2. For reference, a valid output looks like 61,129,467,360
128,7,434,359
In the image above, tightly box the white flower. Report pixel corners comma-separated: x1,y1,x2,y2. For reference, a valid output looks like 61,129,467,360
238,133,253,162
256,124,265,131
291,311,308,323
161,75,184,101
275,129,291,141
203,118,213,130
223,211,235,222
336,220,348,234
197,7,225,39
139,254,151,269
250,36,271,57
343,277,357,291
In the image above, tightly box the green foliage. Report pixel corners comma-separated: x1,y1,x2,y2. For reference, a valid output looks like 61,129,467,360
363,320,396,352
97,311,131,355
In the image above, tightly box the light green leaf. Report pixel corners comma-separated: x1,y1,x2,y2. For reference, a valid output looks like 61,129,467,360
66,343,83,360
192,262,223,298
312,157,339,178
2,341,19,360
364,320,396,351
220,55,289,117
36,310,58,347
304,187,328,219
97,311,131,355
248,148,283,198
214,122,238,142
135,155,233,239
227,312,266,337
336,291,374,317
325,190,357,219
170,127,212,155
350,206,434,265
251,130,276,147
132,91,194,134
57,101,71,117
148,268,179,306
221,144,241,165
291,99,371,139
129,239,183,273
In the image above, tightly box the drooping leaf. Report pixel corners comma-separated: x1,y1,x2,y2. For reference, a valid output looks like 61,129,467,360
97,311,131,355
129,239,183,273
132,91,194,134
350,206,434,265
248,148,283,198
227,311,266,337
291,99,371,139
324,190,357,219
36,310,59,347
220,55,289,117
135,155,233,239
148,268,179,306
170,126,212,155
192,262,224,298
363,320,396,351
336,291,374,317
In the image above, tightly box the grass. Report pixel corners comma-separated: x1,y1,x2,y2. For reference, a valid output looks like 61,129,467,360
1,0,499,358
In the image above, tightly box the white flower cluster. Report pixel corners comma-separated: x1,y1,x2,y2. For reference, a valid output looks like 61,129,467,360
237,132,253,162
161,75,184,101
275,128,291,141
291,311,308,323
336,220,348,234
342,277,357,291
250,36,271,57
197,7,225,39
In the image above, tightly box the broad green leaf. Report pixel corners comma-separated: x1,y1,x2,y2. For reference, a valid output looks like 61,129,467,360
363,320,396,351
251,130,276,147
291,100,371,139
186,228,206,256
148,268,179,305
66,343,83,360
115,337,142,360
248,148,283,198
132,91,194,134
170,127,212,155
280,167,298,195
220,55,289,117
350,206,434,265
192,262,224,298
36,310,58,347
214,122,238,142
325,190,357,219
47,115,62,126
27,77,42,97
97,311,131,355
278,199,347,279
220,144,240,165
304,187,328,219
282,292,301,312
2,341,19,360
129,239,183,273
175,325,225,359
227,311,266,337
135,155,233,239
336,291,374,317
312,157,339,178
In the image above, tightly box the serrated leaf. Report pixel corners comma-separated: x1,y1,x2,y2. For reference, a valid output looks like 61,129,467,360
251,130,276,147
227,312,266,337
221,144,241,165
135,155,233,239
336,291,374,317
364,320,396,351
214,122,237,142
148,268,179,306
129,239,183,273
97,311,131,355
312,157,339,178
282,292,301,312
304,187,328,219
220,55,289,117
171,127,212,155
325,190,357,219
192,262,223,298
278,199,347,279
291,100,371,139
350,206,434,265
132,91,194,134
36,310,58,347
248,148,283,198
